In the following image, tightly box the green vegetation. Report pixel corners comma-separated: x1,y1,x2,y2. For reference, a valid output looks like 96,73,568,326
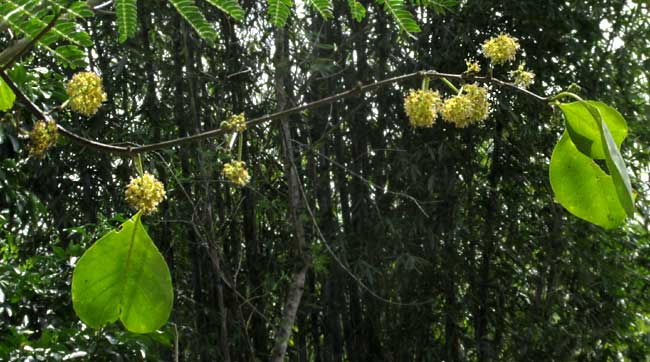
1,0,650,361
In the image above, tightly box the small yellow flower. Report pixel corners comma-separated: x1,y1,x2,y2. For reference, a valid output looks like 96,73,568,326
403,89,443,128
124,172,166,215
223,161,250,187
441,95,474,128
441,83,490,128
465,59,481,73
463,83,490,122
510,63,535,89
66,72,107,116
221,113,247,132
482,34,520,65
28,120,58,158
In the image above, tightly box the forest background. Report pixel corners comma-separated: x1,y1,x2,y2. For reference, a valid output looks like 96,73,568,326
2,0,650,361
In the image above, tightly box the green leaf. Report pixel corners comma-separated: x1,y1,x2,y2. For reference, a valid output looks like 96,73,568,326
305,0,333,19
267,0,292,27
72,213,173,333
0,78,16,111
347,0,366,22
375,0,421,35
411,0,458,14
582,101,635,217
0,0,92,68
205,0,246,21
168,0,218,42
549,132,627,229
50,1,95,19
116,0,138,43
558,101,627,160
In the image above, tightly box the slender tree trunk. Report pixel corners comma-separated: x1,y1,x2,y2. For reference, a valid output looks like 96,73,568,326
270,26,311,362
476,115,504,362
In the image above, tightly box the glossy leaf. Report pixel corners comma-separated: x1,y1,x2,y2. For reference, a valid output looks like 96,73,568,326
549,132,627,229
72,213,173,333
0,78,16,111
583,102,635,217
559,101,627,160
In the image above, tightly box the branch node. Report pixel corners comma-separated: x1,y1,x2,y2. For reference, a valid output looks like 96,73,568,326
353,81,363,96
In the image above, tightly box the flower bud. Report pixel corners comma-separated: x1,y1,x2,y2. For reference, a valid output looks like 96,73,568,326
465,59,481,73
510,63,535,89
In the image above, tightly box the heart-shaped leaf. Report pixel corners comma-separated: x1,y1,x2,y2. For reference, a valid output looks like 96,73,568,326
559,101,627,160
72,212,173,333
549,131,627,229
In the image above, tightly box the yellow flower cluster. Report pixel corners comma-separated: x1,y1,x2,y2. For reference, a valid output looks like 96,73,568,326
221,113,247,132
66,72,107,116
403,89,443,128
441,83,490,128
510,63,535,89
223,161,250,187
28,120,58,158
465,59,481,73
482,34,520,65
124,172,166,215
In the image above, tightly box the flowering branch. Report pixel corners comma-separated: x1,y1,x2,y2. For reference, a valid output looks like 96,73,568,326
2,68,552,157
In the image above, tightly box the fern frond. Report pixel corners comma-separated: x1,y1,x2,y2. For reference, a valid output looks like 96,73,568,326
205,0,245,21
305,0,333,19
115,0,138,43
51,44,86,68
411,0,457,14
267,0,292,27
0,0,92,67
375,0,421,36
2,0,89,47
48,1,94,19
168,0,218,41
347,0,366,22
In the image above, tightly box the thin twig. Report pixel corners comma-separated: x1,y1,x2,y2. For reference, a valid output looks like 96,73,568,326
2,68,552,156
296,162,439,307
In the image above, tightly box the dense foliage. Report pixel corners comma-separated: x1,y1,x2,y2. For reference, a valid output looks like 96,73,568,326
2,0,650,361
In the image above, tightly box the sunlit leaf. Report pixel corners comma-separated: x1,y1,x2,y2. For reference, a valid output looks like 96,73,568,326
559,101,627,160
583,102,635,217
0,78,16,111
72,212,173,333
549,132,627,229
